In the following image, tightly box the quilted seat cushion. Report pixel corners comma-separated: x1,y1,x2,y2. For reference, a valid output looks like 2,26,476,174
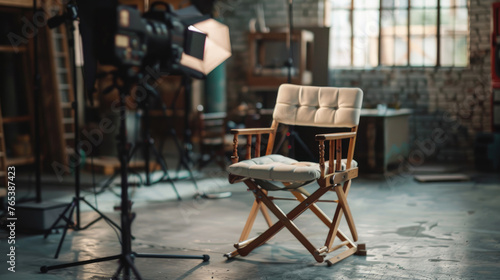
227,154,357,182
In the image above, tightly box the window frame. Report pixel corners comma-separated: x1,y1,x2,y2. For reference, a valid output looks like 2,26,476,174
329,0,470,68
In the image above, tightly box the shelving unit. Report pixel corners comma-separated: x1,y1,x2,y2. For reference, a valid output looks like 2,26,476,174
0,43,35,167
0,5,36,197
247,30,314,87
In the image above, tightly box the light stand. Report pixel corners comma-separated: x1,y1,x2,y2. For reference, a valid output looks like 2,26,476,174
41,71,209,279
94,78,181,201
128,80,180,197
33,0,42,203
275,0,316,161
159,75,231,199
43,2,121,259
170,76,199,183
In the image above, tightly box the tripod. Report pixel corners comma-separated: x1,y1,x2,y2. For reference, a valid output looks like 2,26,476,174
41,73,210,279
275,0,315,161
158,76,200,188
94,86,181,201
158,75,231,199
43,2,121,259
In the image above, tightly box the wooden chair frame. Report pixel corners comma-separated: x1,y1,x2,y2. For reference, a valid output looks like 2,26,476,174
225,119,365,265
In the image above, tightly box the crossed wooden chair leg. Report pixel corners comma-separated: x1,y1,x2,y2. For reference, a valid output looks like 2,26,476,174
224,178,366,265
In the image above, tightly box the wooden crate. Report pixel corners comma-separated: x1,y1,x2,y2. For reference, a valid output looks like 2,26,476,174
85,156,161,175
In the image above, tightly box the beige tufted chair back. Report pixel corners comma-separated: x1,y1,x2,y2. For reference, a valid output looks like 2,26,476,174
273,84,363,128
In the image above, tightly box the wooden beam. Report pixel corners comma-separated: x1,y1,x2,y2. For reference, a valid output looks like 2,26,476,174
0,0,33,8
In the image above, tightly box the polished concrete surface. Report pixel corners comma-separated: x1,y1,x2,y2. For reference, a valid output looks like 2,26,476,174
1,165,500,279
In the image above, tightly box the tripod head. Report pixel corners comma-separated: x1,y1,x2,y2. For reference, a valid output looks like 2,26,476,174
48,3,78,29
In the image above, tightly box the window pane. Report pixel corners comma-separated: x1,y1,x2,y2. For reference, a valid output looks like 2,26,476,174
330,36,352,67
423,35,437,65
381,36,395,65
441,0,452,7
354,10,379,37
409,36,423,65
410,9,425,33
454,35,468,66
455,8,468,32
353,36,367,66
440,8,455,35
381,10,395,36
424,9,437,26
440,36,454,66
395,36,408,65
411,0,437,7
456,0,467,7
353,0,379,9
410,9,436,34
411,0,425,8
369,36,379,66
424,0,437,8
331,0,352,8
382,0,408,8
352,37,377,67
352,36,378,67
331,10,352,36
409,35,436,66
382,0,395,8
442,0,467,7
394,9,408,28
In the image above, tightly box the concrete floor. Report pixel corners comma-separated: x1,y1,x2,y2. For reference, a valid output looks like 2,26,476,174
1,164,500,279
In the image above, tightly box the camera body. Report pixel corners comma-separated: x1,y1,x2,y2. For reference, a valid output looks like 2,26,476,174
96,4,206,73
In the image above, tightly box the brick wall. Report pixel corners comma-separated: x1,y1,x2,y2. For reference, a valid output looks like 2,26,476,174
220,0,493,163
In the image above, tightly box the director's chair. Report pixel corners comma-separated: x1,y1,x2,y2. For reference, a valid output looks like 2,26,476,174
225,84,366,265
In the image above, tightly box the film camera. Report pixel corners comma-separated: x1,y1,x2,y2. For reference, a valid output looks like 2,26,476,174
77,0,229,92
97,3,208,75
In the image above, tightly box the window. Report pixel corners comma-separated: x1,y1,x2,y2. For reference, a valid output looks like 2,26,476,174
329,0,468,68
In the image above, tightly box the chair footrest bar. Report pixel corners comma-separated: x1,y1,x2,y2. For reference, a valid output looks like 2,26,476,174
315,246,328,255
328,240,350,254
224,250,239,259
268,196,338,203
234,236,258,249
326,246,357,266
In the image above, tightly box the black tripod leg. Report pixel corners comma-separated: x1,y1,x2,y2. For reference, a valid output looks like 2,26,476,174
97,172,119,194
53,203,76,259
112,261,124,280
150,143,182,200
78,215,103,230
125,254,142,280
41,254,122,273
170,130,200,192
80,199,121,231
44,200,74,238
111,255,142,280
288,126,296,158
136,253,210,262
274,131,287,154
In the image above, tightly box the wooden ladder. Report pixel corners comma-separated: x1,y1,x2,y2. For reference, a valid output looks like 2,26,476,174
0,106,8,197
48,5,76,166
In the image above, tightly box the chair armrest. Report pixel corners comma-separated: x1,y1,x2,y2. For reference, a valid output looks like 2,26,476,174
315,132,356,141
230,127,275,163
316,131,357,178
231,128,275,135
